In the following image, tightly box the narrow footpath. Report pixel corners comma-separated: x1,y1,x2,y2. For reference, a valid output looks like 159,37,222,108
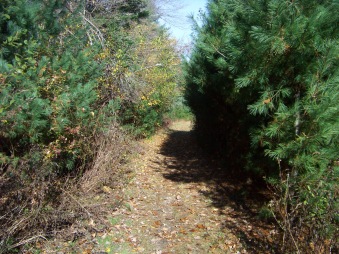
91,121,278,254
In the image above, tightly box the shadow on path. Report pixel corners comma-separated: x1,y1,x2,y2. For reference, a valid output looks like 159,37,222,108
155,127,281,253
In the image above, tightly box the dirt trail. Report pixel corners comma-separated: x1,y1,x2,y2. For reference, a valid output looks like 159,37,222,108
91,120,278,254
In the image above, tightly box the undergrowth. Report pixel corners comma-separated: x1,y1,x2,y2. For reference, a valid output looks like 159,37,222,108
0,124,134,253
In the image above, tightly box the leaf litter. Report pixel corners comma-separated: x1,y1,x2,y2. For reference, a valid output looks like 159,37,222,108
37,120,280,253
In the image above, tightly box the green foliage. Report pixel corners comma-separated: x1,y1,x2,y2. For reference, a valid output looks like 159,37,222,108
0,0,113,174
165,96,193,121
96,18,181,137
258,204,274,221
119,0,149,19
0,0,182,251
122,99,163,137
185,0,338,251
0,0,181,169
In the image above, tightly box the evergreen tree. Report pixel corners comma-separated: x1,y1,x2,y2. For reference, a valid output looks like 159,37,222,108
185,0,338,251
0,0,106,172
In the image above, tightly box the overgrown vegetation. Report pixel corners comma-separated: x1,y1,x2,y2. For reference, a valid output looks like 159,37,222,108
3,0,337,252
184,0,338,252
0,0,182,252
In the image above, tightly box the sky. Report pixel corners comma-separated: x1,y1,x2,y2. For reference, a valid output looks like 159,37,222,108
157,0,208,44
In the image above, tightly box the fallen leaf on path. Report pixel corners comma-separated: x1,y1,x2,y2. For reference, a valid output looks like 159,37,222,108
102,186,112,193
129,236,137,242
179,229,188,235
154,220,161,227
180,217,188,222
82,249,92,254
196,224,206,229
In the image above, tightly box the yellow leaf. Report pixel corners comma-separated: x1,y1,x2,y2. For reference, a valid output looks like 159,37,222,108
263,98,271,104
102,186,112,193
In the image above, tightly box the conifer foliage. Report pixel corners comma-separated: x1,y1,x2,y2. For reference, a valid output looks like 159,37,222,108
0,0,104,172
185,0,338,252
0,0,180,175
0,0,181,250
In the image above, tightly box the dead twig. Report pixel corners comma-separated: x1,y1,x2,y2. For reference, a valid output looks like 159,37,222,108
62,189,92,218
80,13,105,48
8,235,47,250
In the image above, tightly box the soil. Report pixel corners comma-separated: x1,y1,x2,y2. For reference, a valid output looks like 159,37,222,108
38,120,280,253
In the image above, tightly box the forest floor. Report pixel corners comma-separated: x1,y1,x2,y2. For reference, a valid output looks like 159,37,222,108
40,120,280,253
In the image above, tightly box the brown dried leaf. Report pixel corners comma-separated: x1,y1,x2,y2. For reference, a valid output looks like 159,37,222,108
196,224,206,229
154,220,161,227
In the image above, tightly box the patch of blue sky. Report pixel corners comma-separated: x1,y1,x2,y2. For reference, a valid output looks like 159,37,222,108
157,0,208,43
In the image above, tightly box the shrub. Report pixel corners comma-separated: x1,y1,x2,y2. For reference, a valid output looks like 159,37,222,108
184,0,339,251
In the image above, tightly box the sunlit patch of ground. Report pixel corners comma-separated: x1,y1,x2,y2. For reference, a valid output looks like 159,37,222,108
89,121,279,253
38,121,279,253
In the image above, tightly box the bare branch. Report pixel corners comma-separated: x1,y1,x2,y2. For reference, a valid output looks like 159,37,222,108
63,189,93,218
150,0,188,28
80,12,105,47
8,235,47,250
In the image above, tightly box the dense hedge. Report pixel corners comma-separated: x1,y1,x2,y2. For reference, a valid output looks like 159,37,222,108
0,0,182,250
0,0,181,173
184,0,338,252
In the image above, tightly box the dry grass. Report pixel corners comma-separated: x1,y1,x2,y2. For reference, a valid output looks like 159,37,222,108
81,124,131,192
0,124,136,253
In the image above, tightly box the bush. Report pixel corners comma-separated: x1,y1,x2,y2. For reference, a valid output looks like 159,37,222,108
0,0,127,251
184,0,339,252
0,0,110,174
165,96,193,121
102,22,182,137
0,1,182,251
